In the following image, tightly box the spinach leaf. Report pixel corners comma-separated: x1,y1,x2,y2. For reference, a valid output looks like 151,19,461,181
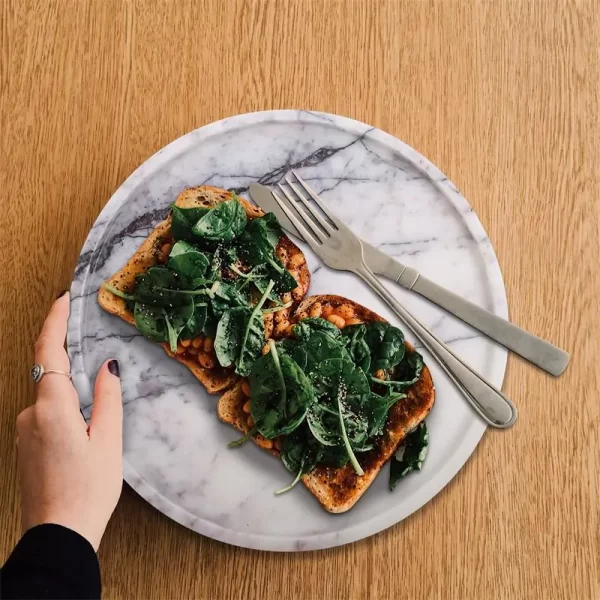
213,280,274,374
214,310,242,368
133,272,183,308
134,303,168,342
305,358,369,457
367,390,406,437
294,331,348,378
167,241,211,287
276,431,321,494
100,282,134,301
236,281,275,376
319,445,350,468
223,246,239,266
191,197,247,241
272,337,299,358
170,204,211,242
336,384,365,476
293,317,342,343
342,324,371,373
252,275,287,304
249,340,315,439
306,403,340,446
364,322,406,372
238,214,284,271
181,302,207,339
371,349,425,391
208,245,224,281
236,213,297,293
271,263,298,294
228,427,257,449
339,358,371,409
394,349,424,386
211,281,251,316
389,422,429,490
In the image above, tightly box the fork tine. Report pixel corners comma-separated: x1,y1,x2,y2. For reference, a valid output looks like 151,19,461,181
271,190,324,254
283,175,334,234
277,183,327,243
292,170,344,229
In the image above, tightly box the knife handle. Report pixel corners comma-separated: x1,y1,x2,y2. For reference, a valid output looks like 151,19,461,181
386,265,569,377
356,264,518,428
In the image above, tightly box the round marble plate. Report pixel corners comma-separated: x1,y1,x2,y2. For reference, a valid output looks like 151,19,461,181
68,110,508,552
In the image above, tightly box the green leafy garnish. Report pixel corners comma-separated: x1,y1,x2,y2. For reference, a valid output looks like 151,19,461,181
237,213,296,293
191,197,247,241
237,316,428,494
170,205,211,242
249,340,315,439
100,282,135,301
167,241,211,287
389,422,429,489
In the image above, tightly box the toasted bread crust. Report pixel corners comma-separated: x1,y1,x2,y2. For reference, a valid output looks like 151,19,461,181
98,186,310,394
217,294,435,512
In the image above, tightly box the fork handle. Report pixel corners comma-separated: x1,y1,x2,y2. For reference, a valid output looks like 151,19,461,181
356,264,518,428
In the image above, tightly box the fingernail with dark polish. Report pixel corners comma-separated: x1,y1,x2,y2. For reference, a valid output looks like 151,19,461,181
108,359,120,377
56,289,69,299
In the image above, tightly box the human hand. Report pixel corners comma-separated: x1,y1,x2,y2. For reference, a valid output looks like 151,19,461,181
16,291,123,551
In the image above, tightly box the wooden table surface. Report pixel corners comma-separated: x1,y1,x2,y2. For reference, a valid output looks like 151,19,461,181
1,1,598,598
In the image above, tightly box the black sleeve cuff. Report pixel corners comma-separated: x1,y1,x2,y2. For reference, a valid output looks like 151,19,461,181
1,524,101,599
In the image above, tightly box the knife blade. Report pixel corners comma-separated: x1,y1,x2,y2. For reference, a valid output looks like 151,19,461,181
249,182,570,376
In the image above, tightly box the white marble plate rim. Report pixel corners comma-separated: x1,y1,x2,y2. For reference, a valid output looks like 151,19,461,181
69,110,508,552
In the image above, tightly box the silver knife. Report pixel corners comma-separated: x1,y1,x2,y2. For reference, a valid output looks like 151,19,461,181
249,183,570,376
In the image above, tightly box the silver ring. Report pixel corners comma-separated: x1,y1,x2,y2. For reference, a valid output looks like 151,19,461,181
30,364,72,383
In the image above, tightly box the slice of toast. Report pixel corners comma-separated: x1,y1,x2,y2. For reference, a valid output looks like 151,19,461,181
217,294,435,512
98,186,311,394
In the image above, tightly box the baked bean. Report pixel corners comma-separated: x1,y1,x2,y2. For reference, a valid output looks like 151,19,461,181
256,435,273,450
289,252,306,269
264,313,274,338
247,415,255,428
180,339,191,348
198,352,215,369
345,317,363,326
327,314,346,329
309,302,323,318
292,285,304,301
276,246,288,262
274,308,289,324
176,342,186,354
282,292,292,304
159,242,172,263
203,337,214,353
335,304,355,320
242,400,251,414
321,305,334,318
241,380,251,397
192,336,204,349
275,319,289,336
374,369,386,380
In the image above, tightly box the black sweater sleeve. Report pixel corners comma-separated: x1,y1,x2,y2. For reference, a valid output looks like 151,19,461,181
0,524,101,599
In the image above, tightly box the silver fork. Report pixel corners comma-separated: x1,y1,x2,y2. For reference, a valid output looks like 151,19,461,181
272,171,517,429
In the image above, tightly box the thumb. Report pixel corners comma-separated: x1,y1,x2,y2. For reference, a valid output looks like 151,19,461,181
90,359,123,450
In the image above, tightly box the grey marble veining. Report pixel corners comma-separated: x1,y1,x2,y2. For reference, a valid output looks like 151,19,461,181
67,110,508,551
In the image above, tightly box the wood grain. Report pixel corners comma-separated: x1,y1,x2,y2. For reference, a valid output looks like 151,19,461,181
1,1,598,598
